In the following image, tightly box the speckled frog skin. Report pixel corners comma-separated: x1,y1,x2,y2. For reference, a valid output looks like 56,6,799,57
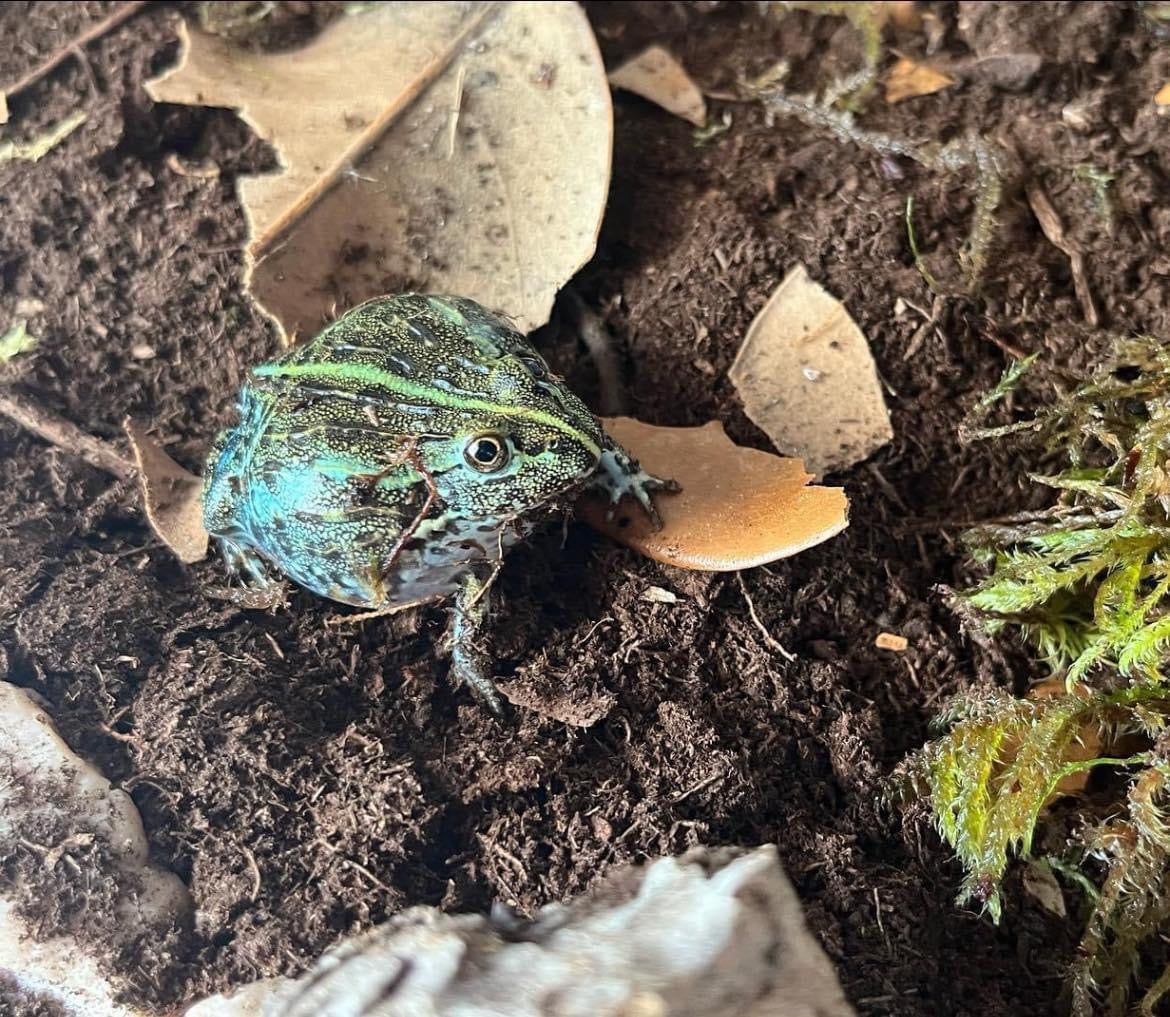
202,293,674,707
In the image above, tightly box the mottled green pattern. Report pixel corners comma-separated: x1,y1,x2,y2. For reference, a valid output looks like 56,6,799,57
202,294,661,614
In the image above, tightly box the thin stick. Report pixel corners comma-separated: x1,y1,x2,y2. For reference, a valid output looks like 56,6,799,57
736,572,796,662
0,390,135,481
1026,183,1099,327
2,1,150,100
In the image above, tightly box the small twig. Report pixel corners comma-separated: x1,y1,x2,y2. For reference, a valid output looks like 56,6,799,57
2,1,150,101
669,770,725,804
242,846,262,902
446,63,466,160
736,572,796,662
314,838,395,895
1026,183,1099,327
0,390,135,480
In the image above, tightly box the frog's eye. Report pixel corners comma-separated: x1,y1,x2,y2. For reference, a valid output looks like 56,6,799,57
464,433,510,473
517,353,548,380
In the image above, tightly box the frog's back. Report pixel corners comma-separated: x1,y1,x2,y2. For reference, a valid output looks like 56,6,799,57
201,294,577,608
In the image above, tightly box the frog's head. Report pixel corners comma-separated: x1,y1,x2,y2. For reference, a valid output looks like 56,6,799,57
425,346,605,521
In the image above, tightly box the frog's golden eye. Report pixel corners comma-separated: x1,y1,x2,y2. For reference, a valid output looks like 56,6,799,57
464,433,510,473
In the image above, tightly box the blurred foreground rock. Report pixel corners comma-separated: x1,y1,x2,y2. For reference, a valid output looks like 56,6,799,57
190,845,854,1017
0,681,190,1017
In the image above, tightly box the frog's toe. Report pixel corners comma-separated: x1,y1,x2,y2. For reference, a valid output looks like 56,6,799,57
206,580,290,610
606,469,679,531
449,642,504,715
208,539,289,609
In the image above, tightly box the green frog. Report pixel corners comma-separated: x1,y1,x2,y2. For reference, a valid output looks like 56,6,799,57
202,293,675,710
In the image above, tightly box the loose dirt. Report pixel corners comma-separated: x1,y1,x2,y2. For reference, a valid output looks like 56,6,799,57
2,2,1168,1014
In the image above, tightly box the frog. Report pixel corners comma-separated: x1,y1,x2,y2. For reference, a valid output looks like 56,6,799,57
202,293,676,711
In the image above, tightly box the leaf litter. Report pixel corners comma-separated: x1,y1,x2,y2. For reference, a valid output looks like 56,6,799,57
146,3,614,338
729,265,893,477
608,45,707,127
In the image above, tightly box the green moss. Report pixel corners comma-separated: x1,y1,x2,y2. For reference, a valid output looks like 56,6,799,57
899,336,1170,1015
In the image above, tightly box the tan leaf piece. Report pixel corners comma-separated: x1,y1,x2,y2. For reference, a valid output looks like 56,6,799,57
729,265,893,477
608,45,707,127
1022,859,1067,918
146,3,612,338
578,417,848,571
1156,82,1170,106
124,419,208,563
885,56,955,104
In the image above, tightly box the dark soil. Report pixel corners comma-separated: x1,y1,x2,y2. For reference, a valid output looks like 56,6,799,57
1,2,1168,1015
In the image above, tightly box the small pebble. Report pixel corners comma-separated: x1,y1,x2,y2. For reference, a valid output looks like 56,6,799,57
131,344,157,361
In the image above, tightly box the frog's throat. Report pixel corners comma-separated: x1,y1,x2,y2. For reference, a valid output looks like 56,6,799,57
252,361,603,458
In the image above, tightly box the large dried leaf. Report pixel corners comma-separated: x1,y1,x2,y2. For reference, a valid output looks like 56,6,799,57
147,3,612,337
578,417,849,571
729,265,892,477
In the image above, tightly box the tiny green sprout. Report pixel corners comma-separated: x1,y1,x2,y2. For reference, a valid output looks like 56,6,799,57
905,197,940,293
1074,163,1117,236
0,320,36,363
693,111,732,147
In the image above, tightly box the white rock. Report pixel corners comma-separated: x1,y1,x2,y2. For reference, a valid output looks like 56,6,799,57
184,846,853,1017
0,682,191,1016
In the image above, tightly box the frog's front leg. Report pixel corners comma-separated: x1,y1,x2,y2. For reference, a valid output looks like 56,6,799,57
206,537,290,610
444,565,504,714
592,435,680,530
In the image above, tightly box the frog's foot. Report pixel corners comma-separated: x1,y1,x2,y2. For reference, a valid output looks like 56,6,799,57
444,571,504,715
206,539,290,610
593,443,680,531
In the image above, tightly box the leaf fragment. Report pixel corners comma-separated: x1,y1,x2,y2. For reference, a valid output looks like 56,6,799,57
0,111,86,162
875,631,909,651
578,417,849,571
1155,82,1170,107
884,56,955,104
1022,859,1067,918
124,419,208,564
729,264,893,477
608,45,707,126
0,319,36,362
147,3,613,337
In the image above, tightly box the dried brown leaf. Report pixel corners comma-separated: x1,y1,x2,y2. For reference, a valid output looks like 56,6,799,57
1022,859,1067,918
884,56,954,104
729,265,893,477
147,3,612,337
124,420,208,564
578,417,849,571
1026,183,1098,326
608,45,707,127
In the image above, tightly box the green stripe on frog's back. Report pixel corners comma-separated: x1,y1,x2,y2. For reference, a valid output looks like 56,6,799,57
251,360,603,457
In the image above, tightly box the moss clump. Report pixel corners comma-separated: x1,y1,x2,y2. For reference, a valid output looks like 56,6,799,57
899,336,1170,1015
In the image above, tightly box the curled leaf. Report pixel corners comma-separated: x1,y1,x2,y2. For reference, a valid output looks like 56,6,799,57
124,419,208,563
578,417,849,571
